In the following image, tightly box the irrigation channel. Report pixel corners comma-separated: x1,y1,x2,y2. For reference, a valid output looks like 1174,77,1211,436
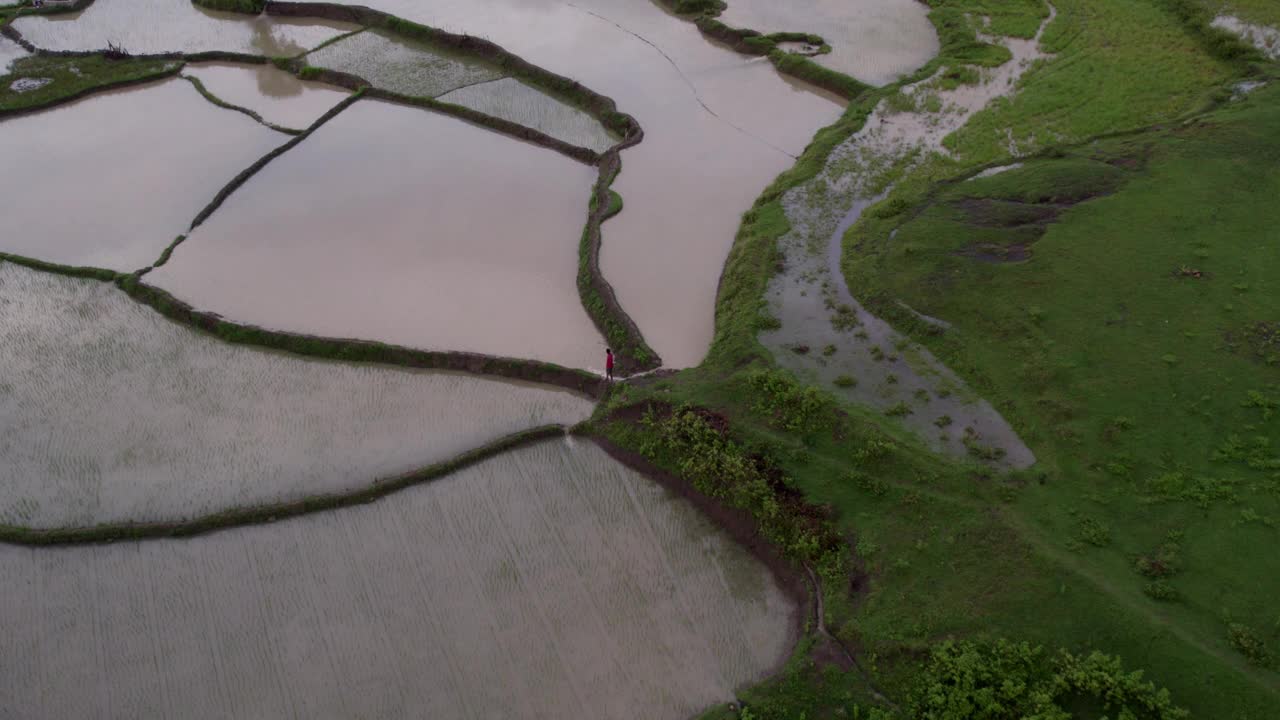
0,0,965,716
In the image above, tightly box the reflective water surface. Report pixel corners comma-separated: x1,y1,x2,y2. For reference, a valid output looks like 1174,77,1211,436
13,0,355,56
0,78,285,271
185,61,351,130
149,99,604,369
0,439,796,720
0,264,595,529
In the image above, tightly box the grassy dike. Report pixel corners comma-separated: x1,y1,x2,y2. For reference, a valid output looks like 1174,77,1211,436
586,1,1279,717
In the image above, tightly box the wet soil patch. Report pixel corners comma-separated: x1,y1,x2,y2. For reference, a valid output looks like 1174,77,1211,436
1224,321,1280,368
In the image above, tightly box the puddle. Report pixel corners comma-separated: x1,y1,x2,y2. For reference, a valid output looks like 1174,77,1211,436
148,99,604,370
970,162,1024,180
328,0,845,367
759,8,1060,467
0,264,595,529
184,61,350,130
0,34,29,73
438,77,619,152
12,0,355,56
0,438,795,720
8,76,50,92
0,78,285,271
307,29,505,98
718,0,939,86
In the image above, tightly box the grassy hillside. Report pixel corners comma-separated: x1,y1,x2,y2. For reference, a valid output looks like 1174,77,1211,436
596,0,1279,717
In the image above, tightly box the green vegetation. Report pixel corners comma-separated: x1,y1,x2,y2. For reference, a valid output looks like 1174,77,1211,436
191,0,264,13
0,54,179,116
588,0,1280,717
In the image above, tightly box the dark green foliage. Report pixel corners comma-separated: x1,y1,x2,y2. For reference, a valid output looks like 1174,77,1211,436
191,0,264,13
1227,623,1271,667
745,368,834,434
901,640,1190,720
1151,0,1264,67
768,50,871,101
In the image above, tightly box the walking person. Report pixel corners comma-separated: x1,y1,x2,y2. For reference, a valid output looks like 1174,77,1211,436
605,348,615,382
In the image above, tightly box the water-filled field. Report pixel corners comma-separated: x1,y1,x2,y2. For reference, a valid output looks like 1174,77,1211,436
12,0,354,56
147,98,603,369
328,0,847,367
0,439,796,719
184,61,351,130
0,264,595,529
718,0,939,85
307,29,504,98
437,76,618,151
0,78,285,271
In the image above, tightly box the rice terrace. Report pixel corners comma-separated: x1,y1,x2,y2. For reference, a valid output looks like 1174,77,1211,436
0,0,1277,717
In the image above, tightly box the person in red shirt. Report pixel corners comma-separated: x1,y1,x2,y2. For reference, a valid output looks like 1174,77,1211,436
605,348,615,381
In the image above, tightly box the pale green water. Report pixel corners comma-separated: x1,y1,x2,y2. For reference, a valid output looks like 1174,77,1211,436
307,29,504,98
0,263,595,529
0,439,796,719
438,76,618,151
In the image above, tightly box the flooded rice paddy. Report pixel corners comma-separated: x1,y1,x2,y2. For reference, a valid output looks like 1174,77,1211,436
718,0,939,86
329,0,846,367
0,439,796,719
0,78,285,271
438,77,618,152
12,0,355,56
0,34,27,73
0,264,595,529
184,62,351,130
147,99,603,369
307,29,505,98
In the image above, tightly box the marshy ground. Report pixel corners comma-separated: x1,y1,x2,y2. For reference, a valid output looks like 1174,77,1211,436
2,0,1279,718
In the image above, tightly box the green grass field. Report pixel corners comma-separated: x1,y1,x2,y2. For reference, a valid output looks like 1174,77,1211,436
0,54,179,114
597,0,1280,717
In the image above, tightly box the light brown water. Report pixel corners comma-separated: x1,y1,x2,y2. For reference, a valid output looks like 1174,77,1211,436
12,0,355,56
437,77,618,151
327,0,846,368
184,61,351,130
148,99,604,370
0,263,596,529
0,438,796,719
0,78,285,271
307,29,505,98
718,0,939,86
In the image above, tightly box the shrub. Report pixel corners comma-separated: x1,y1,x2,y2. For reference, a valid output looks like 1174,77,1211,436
1227,623,1270,667
745,369,833,433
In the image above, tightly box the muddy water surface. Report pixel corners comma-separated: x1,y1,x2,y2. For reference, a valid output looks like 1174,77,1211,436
328,0,846,368
0,79,284,271
0,34,28,73
0,439,796,720
307,29,505,97
149,99,603,369
0,264,595,529
719,0,938,86
185,61,350,129
438,77,618,151
12,0,355,56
